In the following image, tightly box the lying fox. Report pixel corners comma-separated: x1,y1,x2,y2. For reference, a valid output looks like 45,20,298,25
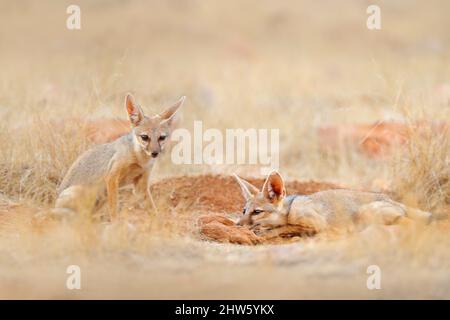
55,94,185,219
234,171,432,237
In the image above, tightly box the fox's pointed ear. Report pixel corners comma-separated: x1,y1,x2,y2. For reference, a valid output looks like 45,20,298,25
233,174,259,201
160,96,185,125
125,94,144,127
262,171,286,203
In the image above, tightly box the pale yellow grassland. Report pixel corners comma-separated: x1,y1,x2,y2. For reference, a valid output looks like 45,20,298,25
0,0,449,299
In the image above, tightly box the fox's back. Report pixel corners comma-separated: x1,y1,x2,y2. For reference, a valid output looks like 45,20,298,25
57,138,125,194
292,189,393,219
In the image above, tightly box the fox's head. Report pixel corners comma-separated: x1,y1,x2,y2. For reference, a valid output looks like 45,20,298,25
125,93,185,158
234,171,287,230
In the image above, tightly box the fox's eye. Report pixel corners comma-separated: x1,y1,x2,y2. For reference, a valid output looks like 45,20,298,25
242,208,246,214
252,209,263,215
140,134,149,141
159,135,167,141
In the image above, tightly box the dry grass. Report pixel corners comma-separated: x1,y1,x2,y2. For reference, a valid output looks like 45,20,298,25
392,123,449,217
0,0,449,299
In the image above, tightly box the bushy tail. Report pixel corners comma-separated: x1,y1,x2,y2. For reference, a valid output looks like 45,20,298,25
52,184,99,220
386,199,433,225
404,206,433,224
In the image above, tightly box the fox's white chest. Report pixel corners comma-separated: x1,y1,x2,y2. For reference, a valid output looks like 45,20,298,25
142,158,156,170
119,159,155,187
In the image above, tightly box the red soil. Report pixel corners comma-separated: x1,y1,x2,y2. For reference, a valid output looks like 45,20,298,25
149,174,340,245
198,214,262,245
318,121,448,158
72,118,449,160
150,174,339,213
83,118,130,144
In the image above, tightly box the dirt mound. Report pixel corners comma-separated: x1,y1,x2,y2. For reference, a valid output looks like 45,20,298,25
150,174,340,213
318,121,449,158
84,118,130,144
149,174,340,245
198,214,262,245
0,174,340,245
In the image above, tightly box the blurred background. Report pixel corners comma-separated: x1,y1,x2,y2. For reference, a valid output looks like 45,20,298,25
0,0,449,299
0,0,449,187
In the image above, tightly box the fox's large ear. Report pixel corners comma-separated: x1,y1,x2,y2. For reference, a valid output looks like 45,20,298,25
262,171,286,203
125,93,144,126
233,174,259,201
160,96,185,125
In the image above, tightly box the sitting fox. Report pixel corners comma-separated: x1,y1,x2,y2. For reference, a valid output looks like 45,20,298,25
234,171,432,237
55,94,185,219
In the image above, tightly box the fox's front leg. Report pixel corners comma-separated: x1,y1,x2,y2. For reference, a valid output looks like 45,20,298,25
288,207,328,234
134,168,157,213
134,170,150,196
258,225,313,240
105,171,120,219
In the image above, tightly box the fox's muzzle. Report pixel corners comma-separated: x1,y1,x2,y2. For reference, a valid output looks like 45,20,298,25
237,215,252,226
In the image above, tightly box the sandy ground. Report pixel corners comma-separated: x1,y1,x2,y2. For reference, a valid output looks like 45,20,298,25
0,0,449,299
0,174,449,299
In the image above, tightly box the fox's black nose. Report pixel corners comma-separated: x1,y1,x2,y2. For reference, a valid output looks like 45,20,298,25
151,152,159,158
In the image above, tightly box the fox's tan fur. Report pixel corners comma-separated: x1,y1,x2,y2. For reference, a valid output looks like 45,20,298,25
234,171,432,238
55,94,185,219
